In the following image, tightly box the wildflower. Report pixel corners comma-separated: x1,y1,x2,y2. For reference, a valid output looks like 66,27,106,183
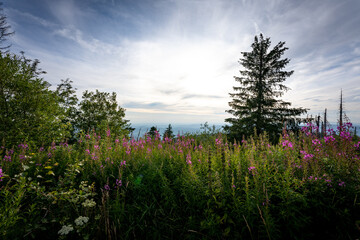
0,168,3,181
74,216,89,226
85,149,91,155
300,150,314,161
282,140,293,149
116,179,122,187
18,143,29,150
248,166,257,175
82,199,96,208
324,135,336,143
94,145,100,150
312,139,321,146
91,153,98,160
232,184,236,188
3,155,11,162
107,128,111,137
126,148,131,155
186,153,192,165
338,181,346,187
58,225,74,235
104,184,110,191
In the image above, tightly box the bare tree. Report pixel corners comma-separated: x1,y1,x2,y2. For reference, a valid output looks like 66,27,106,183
0,2,14,52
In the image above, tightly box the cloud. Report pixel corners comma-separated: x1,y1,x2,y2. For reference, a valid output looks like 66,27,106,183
6,0,360,124
6,8,56,28
123,101,170,110
181,94,224,100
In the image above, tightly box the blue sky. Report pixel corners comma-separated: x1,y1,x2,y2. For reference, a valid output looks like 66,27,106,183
3,0,360,125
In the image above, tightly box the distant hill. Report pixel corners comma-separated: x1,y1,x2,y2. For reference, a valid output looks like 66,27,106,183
130,123,224,138
130,123,360,138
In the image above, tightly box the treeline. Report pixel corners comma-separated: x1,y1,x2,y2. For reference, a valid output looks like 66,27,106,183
0,54,132,148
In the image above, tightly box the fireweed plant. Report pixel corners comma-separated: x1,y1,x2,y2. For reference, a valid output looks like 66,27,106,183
0,124,360,239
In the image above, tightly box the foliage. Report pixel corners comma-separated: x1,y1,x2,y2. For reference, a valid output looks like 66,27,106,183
55,79,79,143
76,89,132,137
1,122,359,239
0,52,68,148
225,34,307,142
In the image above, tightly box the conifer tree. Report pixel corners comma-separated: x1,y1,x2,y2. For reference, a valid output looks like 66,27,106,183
163,124,174,139
225,34,307,141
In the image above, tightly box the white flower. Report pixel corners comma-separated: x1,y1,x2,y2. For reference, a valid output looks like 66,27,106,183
58,225,74,235
74,216,89,226
82,199,96,208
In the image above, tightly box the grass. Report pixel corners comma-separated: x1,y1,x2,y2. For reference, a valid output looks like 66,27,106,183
0,123,360,239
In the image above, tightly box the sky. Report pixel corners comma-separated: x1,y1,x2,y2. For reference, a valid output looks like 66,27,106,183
3,0,360,126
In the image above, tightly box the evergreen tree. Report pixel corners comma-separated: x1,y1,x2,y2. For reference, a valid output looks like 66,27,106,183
225,34,307,141
147,126,158,139
163,124,174,139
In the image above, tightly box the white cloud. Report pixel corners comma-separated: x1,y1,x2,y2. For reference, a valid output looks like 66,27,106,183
6,0,360,124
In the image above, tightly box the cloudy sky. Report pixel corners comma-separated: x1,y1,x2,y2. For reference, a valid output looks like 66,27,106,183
3,0,360,125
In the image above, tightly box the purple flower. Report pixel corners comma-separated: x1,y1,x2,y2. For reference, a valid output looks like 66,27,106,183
248,166,257,175
3,155,11,162
91,153,98,161
324,135,336,143
104,184,110,191
338,181,346,187
18,143,29,150
126,148,131,155
186,153,192,165
116,179,122,188
282,140,293,149
0,168,3,181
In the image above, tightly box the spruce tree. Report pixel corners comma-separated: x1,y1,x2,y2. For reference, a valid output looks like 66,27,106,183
225,34,307,141
163,124,174,139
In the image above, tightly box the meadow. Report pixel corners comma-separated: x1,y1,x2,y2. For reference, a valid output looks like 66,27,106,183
1,123,360,239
